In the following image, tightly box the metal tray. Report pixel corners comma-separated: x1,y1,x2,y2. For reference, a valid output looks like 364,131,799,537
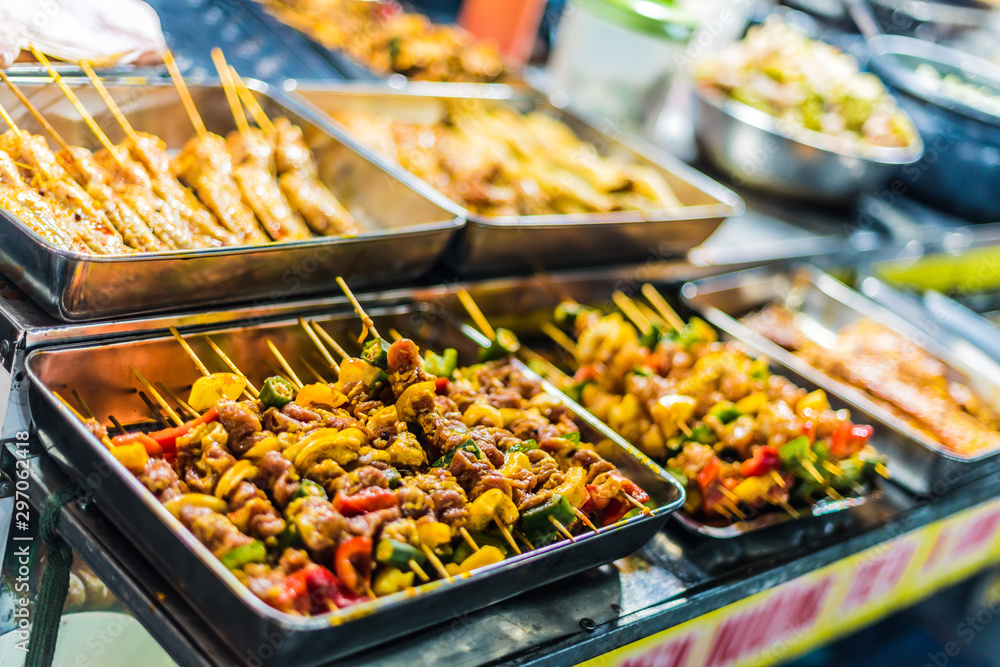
281,82,744,276
24,303,683,666
0,77,462,322
681,264,1000,495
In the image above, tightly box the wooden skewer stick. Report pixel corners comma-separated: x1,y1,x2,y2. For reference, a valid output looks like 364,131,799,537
336,276,381,343
266,340,304,390
520,347,573,385
309,321,350,361
420,544,452,582
301,358,328,384
875,463,890,479
29,46,127,169
78,60,143,146
715,504,733,520
457,290,495,340
210,48,250,137
540,322,577,357
572,507,601,535
55,392,114,449
0,70,75,157
800,458,826,486
230,66,275,135
299,318,340,373
641,283,686,332
821,460,844,478
388,328,403,342
154,382,200,419
777,498,801,519
137,391,168,427
204,336,260,399
408,559,430,583
548,515,576,542
612,291,651,334
493,514,521,555
108,415,127,436
162,50,207,137
363,581,377,600
459,527,480,553
169,326,211,377
131,368,183,426
770,470,786,488
623,492,653,516
70,389,94,419
514,530,534,552
0,94,23,139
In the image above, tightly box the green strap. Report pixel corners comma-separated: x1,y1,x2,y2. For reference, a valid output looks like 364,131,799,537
26,484,83,667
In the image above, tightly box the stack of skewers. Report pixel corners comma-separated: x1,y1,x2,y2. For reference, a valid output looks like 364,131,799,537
0,46,358,256
537,284,888,523
59,281,653,616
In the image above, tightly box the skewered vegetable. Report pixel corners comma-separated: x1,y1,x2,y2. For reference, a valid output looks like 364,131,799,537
77,323,651,616
546,290,885,521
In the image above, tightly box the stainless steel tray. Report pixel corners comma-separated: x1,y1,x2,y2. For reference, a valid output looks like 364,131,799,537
281,82,744,276
25,303,682,666
0,77,462,322
682,264,1000,495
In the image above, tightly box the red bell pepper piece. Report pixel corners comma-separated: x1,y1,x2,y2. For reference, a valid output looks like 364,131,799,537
333,486,398,517
110,432,163,458
599,499,629,526
697,457,721,491
831,422,874,457
850,424,873,446
335,536,373,594
148,407,219,453
572,364,599,384
643,351,666,373
434,376,450,395
740,445,780,477
622,478,649,504
800,420,816,444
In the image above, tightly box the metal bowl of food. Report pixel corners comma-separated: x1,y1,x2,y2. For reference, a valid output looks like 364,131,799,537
692,18,924,202
865,34,1000,221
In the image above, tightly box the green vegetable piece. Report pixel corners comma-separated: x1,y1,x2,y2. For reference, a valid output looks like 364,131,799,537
708,401,743,425
683,423,717,445
812,441,830,462
666,467,688,487
432,439,482,468
383,467,402,489
522,494,576,547
479,328,521,362
259,376,296,409
566,380,593,403
362,338,391,371
779,436,811,468
276,522,304,552
424,348,459,378
554,302,594,326
564,431,581,445
375,539,426,568
640,323,665,349
368,369,389,391
220,540,267,570
292,479,328,502
507,439,539,454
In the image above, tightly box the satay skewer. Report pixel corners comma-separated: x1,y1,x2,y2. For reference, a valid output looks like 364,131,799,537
457,290,495,340
409,559,430,583
540,322,577,356
210,49,251,137
641,283,686,332
169,326,212,377
420,544,452,582
230,66,275,135
572,507,601,535
131,368,183,426
301,358,328,384
266,340,304,390
137,391,168,427
336,276,381,343
162,50,207,137
308,320,350,361
459,527,480,553
299,318,340,373
612,291,652,334
493,517,521,555
549,516,576,542
108,415,127,436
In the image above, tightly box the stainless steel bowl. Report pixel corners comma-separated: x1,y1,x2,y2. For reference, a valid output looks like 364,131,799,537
693,85,924,202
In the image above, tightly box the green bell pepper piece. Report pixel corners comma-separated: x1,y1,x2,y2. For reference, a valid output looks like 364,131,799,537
292,478,328,502
220,540,267,570
276,522,304,552
479,328,521,362
779,436,812,469
375,539,426,568
259,376,296,409
683,423,716,445
708,401,743,425
522,494,576,547
639,323,666,349
383,467,402,489
507,439,538,454
432,439,482,468
424,348,458,378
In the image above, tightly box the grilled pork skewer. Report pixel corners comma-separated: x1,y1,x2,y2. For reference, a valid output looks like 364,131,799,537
272,117,359,237
0,150,86,251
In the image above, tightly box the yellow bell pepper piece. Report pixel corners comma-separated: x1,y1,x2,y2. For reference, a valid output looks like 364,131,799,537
467,488,519,532
294,429,367,469
445,562,463,577
736,392,768,415
416,521,452,548
188,373,246,412
732,475,775,504
241,436,282,461
458,545,505,573
499,408,525,427
373,567,415,596
651,394,697,438
333,359,367,390
797,389,830,416
395,381,437,421
552,466,588,508
462,403,504,428
295,383,347,409
111,443,148,473
282,428,341,462
609,393,641,431
500,451,532,477
163,493,229,517
215,460,259,499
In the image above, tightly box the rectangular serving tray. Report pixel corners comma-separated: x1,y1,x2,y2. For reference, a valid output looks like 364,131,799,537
0,77,463,322
25,303,683,666
282,82,744,277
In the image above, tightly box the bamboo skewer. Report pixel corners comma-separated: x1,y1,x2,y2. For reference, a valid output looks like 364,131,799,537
70,389,94,419
623,492,653,516
494,515,521,555
641,283,685,332
162,50,207,137
0,70,75,157
78,60,143,147
108,415,127,436
408,559,430,583
549,516,576,542
299,318,340,373
29,46,128,170
204,336,260,399
131,368,183,426
230,66,275,135
457,290,495,340
540,322,577,357
0,95,23,139
301,358,328,384
420,544,452,582
514,530,534,552
170,326,211,377
309,321,350,361
336,276,380,343
266,340,303,390
459,527,480,553
211,48,250,137
612,291,651,334
154,382,200,419
137,391,168,427
572,507,601,535
55,392,113,449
